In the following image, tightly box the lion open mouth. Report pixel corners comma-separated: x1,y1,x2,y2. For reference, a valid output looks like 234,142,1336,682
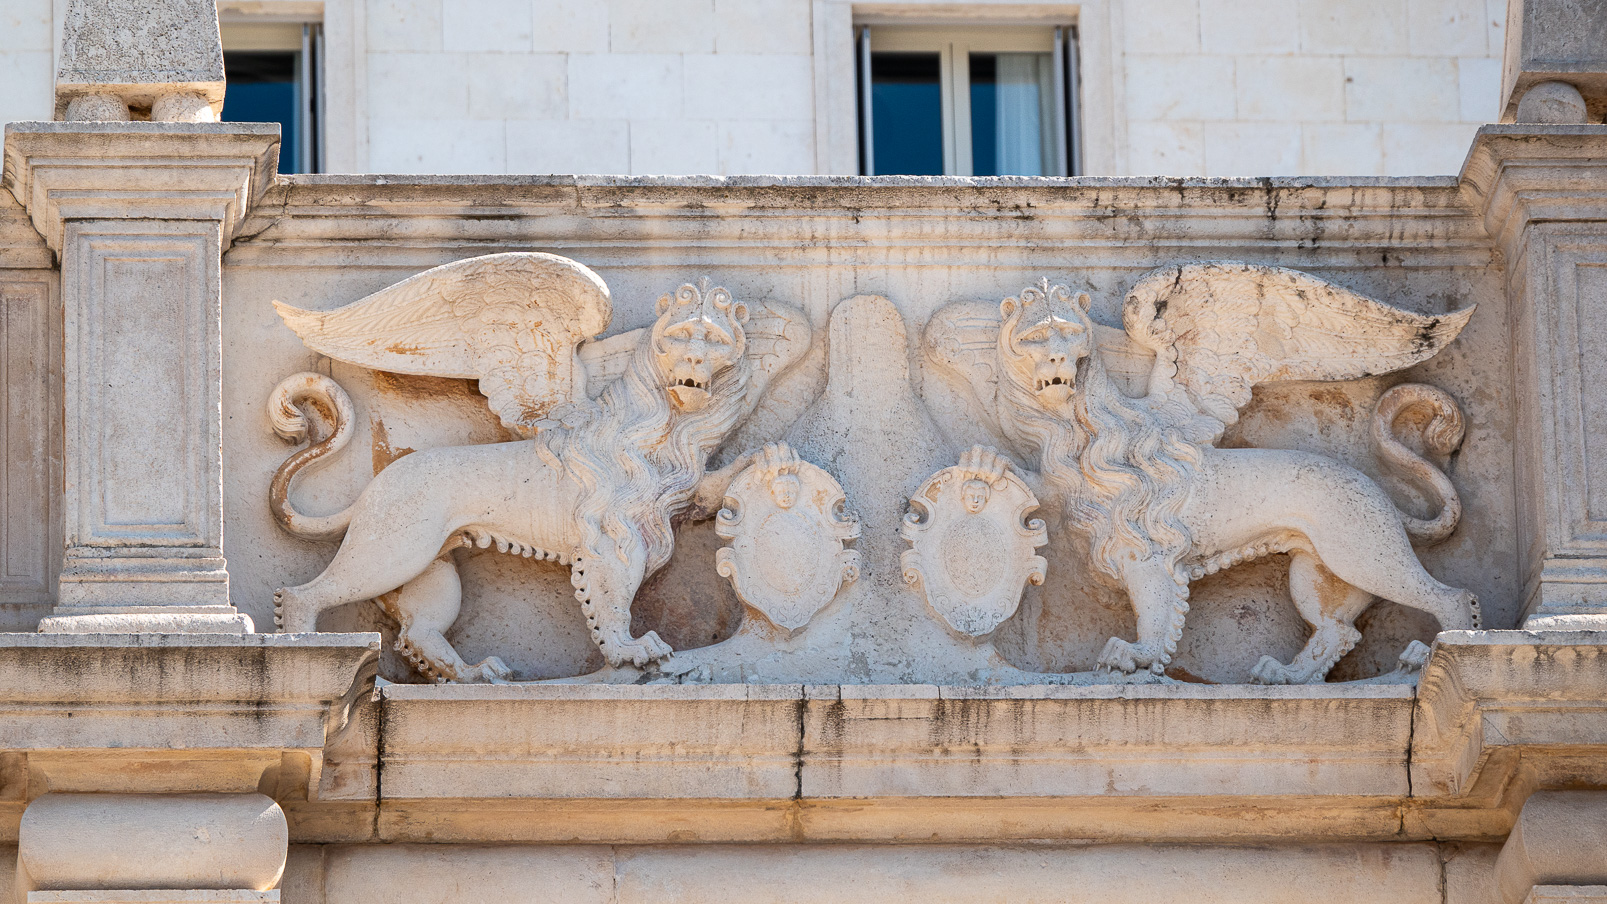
667,377,711,410
1035,375,1072,393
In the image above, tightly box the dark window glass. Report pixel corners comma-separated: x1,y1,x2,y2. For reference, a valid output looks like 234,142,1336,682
869,52,943,176
969,53,998,177
223,51,300,172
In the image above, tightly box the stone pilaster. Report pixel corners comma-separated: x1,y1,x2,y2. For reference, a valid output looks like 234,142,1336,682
1462,125,1607,627
1,121,279,632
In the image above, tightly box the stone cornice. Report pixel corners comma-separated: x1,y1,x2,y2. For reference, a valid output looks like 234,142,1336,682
1,121,280,254
2,633,1603,845
1411,630,1607,799
0,633,377,813
1460,124,1607,255
229,175,1495,270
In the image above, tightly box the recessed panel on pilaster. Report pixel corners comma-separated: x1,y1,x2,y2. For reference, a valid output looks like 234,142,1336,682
69,226,218,548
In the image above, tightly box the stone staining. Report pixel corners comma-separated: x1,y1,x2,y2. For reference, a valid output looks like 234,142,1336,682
55,0,227,121
902,446,1047,638
266,252,811,682
929,265,1480,684
714,443,861,635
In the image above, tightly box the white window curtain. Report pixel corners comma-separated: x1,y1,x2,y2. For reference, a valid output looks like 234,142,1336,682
995,53,1059,176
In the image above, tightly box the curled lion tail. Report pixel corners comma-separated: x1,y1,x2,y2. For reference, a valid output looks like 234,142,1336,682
1372,383,1465,545
268,372,358,541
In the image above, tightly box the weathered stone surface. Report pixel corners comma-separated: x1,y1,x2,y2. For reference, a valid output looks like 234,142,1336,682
1495,793,1607,904
54,0,225,122
1500,0,1607,123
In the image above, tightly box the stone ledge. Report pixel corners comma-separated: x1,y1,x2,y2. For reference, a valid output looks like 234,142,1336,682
1412,630,1607,798
0,633,378,824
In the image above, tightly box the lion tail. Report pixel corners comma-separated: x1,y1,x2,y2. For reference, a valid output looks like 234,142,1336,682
268,372,358,541
1371,383,1465,545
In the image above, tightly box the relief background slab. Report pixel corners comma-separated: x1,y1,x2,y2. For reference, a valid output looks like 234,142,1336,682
218,177,1514,685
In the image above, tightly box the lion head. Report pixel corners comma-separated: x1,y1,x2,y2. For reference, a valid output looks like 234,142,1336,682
650,280,748,413
999,280,1096,412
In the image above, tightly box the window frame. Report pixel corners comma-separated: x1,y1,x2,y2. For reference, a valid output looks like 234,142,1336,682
857,24,1077,177
219,20,325,173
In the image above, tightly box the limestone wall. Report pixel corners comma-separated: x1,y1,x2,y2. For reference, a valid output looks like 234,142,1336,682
0,0,1511,176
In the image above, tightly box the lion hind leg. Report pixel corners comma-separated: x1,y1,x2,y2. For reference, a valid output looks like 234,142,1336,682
1251,552,1368,685
385,557,510,684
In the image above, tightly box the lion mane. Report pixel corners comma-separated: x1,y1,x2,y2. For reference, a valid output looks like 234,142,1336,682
558,314,753,579
996,307,1201,589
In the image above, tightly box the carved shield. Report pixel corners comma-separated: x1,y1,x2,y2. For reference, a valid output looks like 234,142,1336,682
715,460,861,634
901,467,1047,637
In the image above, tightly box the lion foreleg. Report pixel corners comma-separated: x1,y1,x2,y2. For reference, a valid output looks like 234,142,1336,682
384,556,511,684
1251,551,1369,685
571,534,673,668
1099,556,1190,675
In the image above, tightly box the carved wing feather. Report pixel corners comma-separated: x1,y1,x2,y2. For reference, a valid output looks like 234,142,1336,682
743,301,811,403
1123,261,1473,439
275,252,613,436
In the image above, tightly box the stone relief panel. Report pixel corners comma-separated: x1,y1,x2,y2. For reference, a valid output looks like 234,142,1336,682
927,266,1478,684
258,250,1486,687
714,444,860,636
266,252,810,682
902,447,1047,638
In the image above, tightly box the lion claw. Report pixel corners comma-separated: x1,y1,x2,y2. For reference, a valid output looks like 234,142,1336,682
603,631,675,668
1096,636,1140,674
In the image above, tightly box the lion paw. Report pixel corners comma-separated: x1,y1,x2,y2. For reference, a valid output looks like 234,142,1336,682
1249,656,1298,685
463,656,514,684
1096,637,1141,674
958,445,1011,484
601,630,675,668
1395,640,1432,673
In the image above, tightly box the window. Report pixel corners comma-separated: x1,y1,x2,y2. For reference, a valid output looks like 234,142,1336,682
856,25,1079,177
219,23,322,173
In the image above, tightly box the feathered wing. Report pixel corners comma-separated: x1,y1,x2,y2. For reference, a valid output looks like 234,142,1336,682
274,251,613,437
1122,261,1474,443
741,301,812,407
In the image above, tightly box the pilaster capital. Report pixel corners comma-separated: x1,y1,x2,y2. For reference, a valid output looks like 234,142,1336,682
1,121,279,255
1461,125,1607,255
